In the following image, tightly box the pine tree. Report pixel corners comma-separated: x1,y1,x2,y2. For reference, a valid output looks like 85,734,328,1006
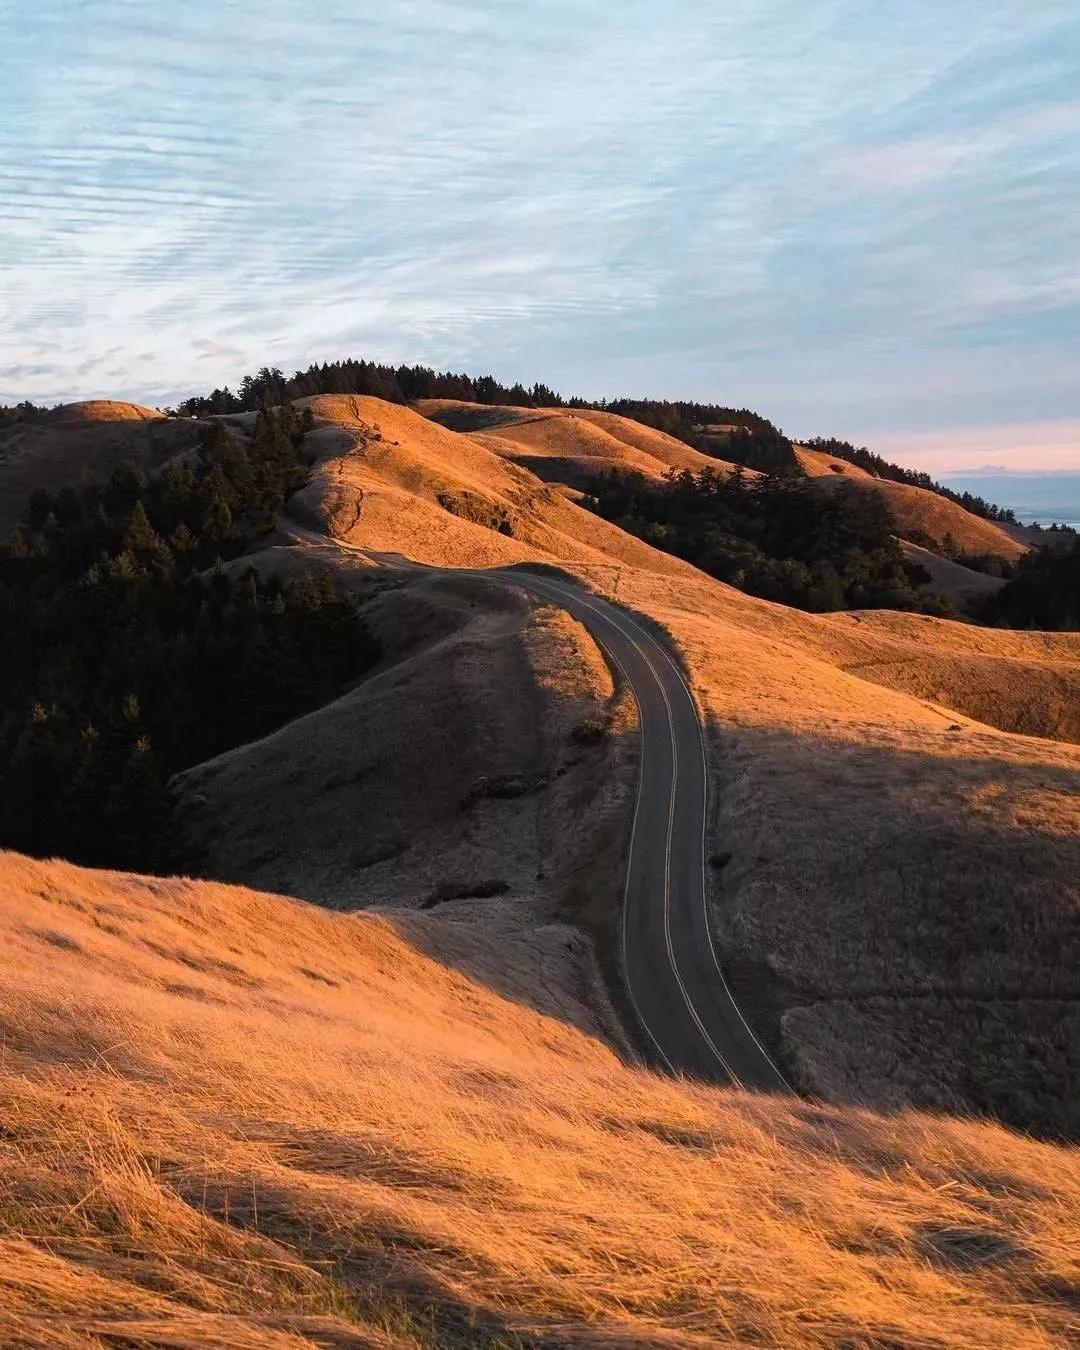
204,493,232,541
123,500,163,556
170,521,198,553
113,735,174,872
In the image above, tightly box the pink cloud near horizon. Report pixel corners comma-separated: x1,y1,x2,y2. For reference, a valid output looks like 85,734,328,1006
847,420,1080,477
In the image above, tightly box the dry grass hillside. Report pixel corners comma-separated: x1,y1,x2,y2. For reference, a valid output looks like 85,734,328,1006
2,852,1079,1349
899,538,1005,612
286,396,1078,746
174,561,639,971
214,391,1080,1138
286,395,697,576
416,406,1024,572
5,389,1079,1340
417,399,735,486
551,563,1080,1135
0,401,206,531
794,446,1026,562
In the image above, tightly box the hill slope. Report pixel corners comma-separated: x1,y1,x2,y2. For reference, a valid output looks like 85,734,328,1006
416,404,1024,577
899,538,1006,610
145,393,1080,1138
794,445,1026,562
2,851,1078,1348
289,396,1078,743
287,394,697,574
175,561,638,949
5,388,1078,1340
0,401,205,531
417,398,737,486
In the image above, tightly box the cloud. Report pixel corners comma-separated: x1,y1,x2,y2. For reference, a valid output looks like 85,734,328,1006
1,1,1077,471
824,99,1080,190
192,338,246,362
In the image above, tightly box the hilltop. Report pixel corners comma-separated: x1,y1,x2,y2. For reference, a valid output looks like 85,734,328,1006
286,395,696,574
0,399,205,531
417,398,733,485
411,395,1028,611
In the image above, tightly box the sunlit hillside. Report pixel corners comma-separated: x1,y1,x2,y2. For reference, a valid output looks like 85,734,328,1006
8,0,1079,1340
416,398,737,485
794,445,1026,562
2,852,1077,1348
3,390,1077,1346
287,394,696,573
164,393,1080,1138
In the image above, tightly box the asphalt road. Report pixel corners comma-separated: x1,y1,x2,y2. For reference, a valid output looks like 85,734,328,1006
492,569,789,1091
282,522,788,1090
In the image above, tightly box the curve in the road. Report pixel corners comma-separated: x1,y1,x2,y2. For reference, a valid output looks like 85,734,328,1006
280,521,788,1090
501,570,790,1092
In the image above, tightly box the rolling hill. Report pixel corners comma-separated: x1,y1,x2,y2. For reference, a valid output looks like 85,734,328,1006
411,403,1025,613
0,400,206,532
3,388,1078,1343
286,394,697,574
417,398,737,486
899,538,1006,610
794,444,1027,562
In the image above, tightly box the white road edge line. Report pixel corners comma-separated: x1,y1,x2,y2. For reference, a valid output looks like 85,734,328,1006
281,524,787,1089
517,576,678,1075
582,594,794,1093
526,575,742,1085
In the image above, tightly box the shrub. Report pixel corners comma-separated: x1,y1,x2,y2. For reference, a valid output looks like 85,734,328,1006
424,878,511,906
571,716,611,745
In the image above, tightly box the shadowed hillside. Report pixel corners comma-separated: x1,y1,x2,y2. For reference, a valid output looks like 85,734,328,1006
0,401,207,531
899,539,1006,611
174,563,639,942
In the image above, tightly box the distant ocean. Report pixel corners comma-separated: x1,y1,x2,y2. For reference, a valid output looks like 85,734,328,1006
938,473,1080,531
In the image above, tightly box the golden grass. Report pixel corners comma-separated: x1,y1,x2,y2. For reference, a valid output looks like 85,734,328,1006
4,393,1079,1342
416,399,735,486
577,566,1080,1133
263,396,1080,1131
46,400,164,423
288,396,694,575
2,852,1078,1348
795,446,1026,562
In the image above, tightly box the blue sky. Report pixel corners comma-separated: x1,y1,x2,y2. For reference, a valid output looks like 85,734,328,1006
2,0,1078,471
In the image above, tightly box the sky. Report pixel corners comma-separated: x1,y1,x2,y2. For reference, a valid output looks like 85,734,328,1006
1,0,1078,473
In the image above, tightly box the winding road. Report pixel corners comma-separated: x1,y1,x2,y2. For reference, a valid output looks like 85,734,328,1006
495,569,789,1091
283,521,788,1090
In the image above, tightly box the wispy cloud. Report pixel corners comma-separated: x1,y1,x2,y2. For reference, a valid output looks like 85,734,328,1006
1,1,1077,468
825,99,1080,190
